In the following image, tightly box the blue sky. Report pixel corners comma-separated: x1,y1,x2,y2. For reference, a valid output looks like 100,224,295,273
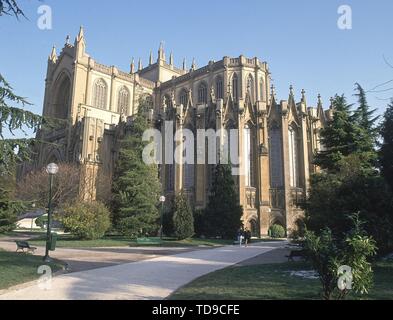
1,0,393,138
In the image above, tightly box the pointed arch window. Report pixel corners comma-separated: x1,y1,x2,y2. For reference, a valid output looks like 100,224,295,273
260,78,265,101
93,79,108,110
288,126,300,187
117,86,129,114
232,73,239,101
247,74,254,101
216,76,223,100
198,83,207,104
269,124,284,188
244,125,253,187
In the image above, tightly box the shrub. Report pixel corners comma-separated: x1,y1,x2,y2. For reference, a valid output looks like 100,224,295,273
57,201,111,240
304,213,377,300
172,193,194,240
193,209,205,237
269,224,286,238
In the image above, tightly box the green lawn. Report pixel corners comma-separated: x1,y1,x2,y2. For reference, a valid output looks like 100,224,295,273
170,260,393,300
0,249,64,291
27,235,242,249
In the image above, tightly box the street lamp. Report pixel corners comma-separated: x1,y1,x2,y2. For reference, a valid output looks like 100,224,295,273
159,196,166,240
44,163,58,262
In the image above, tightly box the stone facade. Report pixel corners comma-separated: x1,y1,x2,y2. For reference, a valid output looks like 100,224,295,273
27,27,333,237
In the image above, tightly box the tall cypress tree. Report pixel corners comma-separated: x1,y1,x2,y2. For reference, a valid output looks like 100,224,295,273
172,192,194,240
111,97,161,238
205,163,243,239
380,101,393,191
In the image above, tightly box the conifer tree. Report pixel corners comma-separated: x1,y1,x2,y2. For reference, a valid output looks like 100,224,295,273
314,95,357,171
380,101,393,191
172,192,194,240
204,163,243,239
111,96,161,238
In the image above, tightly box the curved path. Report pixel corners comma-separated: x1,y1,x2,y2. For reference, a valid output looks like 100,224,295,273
0,241,286,300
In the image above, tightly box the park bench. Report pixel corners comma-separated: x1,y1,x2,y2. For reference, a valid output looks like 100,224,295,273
286,249,307,261
136,237,162,245
15,241,37,254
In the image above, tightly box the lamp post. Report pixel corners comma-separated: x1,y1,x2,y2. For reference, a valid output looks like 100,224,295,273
159,196,166,240
44,163,58,262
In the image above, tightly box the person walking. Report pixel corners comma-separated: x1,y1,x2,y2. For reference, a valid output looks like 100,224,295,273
244,228,252,247
237,228,244,247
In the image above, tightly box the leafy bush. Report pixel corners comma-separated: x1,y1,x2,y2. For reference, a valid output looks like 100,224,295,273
193,209,205,237
57,201,111,240
172,193,194,240
269,224,286,238
304,213,377,300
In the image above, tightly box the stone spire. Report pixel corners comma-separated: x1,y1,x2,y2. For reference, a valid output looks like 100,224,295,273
49,46,57,63
149,51,154,65
65,35,70,45
191,58,196,71
182,58,187,71
317,94,322,108
158,41,165,62
138,58,143,71
130,57,135,74
76,25,84,42
289,85,294,98
271,84,276,101
169,52,174,67
301,89,307,104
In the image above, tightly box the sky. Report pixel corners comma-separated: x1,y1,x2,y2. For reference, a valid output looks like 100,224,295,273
1,0,393,139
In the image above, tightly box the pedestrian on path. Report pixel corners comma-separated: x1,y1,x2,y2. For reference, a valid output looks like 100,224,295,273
244,228,252,247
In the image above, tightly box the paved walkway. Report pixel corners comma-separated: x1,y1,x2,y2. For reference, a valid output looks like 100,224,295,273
0,241,286,300
0,240,198,273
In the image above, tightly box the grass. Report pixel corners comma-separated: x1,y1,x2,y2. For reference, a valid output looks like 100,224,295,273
0,249,64,291
170,260,393,300
27,234,241,249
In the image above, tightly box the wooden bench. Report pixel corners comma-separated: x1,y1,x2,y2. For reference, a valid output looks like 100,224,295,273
15,241,37,254
286,249,307,261
136,237,163,246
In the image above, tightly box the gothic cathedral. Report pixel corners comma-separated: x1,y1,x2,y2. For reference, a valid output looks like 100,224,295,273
26,27,333,237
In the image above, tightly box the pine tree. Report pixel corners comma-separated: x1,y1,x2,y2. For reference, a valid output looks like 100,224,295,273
351,83,379,169
380,101,393,191
111,96,161,238
314,95,357,171
205,163,243,239
172,192,194,240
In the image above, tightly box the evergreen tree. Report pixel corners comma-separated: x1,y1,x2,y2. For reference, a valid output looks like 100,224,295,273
205,163,243,239
0,170,24,233
351,83,379,169
0,2,59,175
111,96,161,238
314,95,357,171
380,101,393,191
315,93,377,173
172,192,194,240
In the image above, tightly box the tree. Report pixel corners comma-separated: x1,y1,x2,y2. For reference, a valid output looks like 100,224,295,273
304,214,377,300
57,201,111,240
305,155,393,254
0,165,24,233
16,164,81,209
314,95,357,171
0,1,60,175
204,163,243,239
0,0,25,18
111,96,161,238
380,101,393,191
314,93,377,173
172,193,194,240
